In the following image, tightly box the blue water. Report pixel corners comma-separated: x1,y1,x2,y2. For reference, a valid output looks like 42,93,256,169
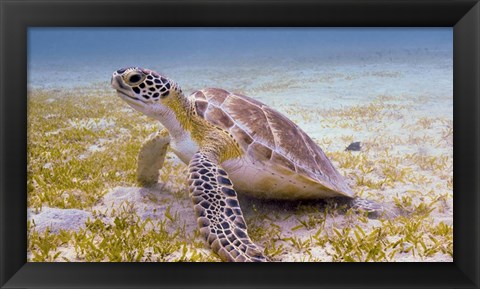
28,28,452,89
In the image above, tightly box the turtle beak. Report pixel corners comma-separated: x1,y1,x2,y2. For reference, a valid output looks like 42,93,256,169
111,75,124,90
111,74,134,95
111,74,143,106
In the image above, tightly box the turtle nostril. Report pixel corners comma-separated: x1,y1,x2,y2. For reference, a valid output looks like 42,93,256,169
117,68,127,74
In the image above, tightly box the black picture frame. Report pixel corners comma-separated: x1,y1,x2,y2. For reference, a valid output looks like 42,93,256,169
1,0,479,288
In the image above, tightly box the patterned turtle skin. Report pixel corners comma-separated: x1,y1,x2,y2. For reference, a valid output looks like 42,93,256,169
111,67,390,262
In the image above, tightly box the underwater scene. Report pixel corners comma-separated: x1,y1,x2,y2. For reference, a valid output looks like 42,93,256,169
27,28,452,262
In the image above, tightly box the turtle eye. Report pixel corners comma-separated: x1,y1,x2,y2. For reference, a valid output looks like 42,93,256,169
128,73,143,84
129,74,142,83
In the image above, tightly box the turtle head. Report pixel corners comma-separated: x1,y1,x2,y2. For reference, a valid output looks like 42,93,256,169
111,67,185,119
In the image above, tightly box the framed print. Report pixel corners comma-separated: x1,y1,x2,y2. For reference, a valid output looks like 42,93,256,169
1,0,479,288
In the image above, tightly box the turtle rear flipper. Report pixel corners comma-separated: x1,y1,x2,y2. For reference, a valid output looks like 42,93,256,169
334,197,401,219
349,197,400,218
188,151,266,262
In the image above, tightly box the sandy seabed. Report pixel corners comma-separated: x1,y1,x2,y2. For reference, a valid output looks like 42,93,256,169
27,54,453,262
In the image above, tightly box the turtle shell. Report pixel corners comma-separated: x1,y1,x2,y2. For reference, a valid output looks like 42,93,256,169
190,88,353,197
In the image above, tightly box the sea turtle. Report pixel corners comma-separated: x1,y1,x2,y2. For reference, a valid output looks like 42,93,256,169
111,67,393,262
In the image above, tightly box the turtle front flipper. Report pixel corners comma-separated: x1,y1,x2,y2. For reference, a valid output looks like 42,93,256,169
137,128,170,186
188,151,266,262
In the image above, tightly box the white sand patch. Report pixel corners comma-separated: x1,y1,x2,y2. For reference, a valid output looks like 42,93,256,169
93,185,197,233
68,118,116,131
28,207,92,233
42,162,53,169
